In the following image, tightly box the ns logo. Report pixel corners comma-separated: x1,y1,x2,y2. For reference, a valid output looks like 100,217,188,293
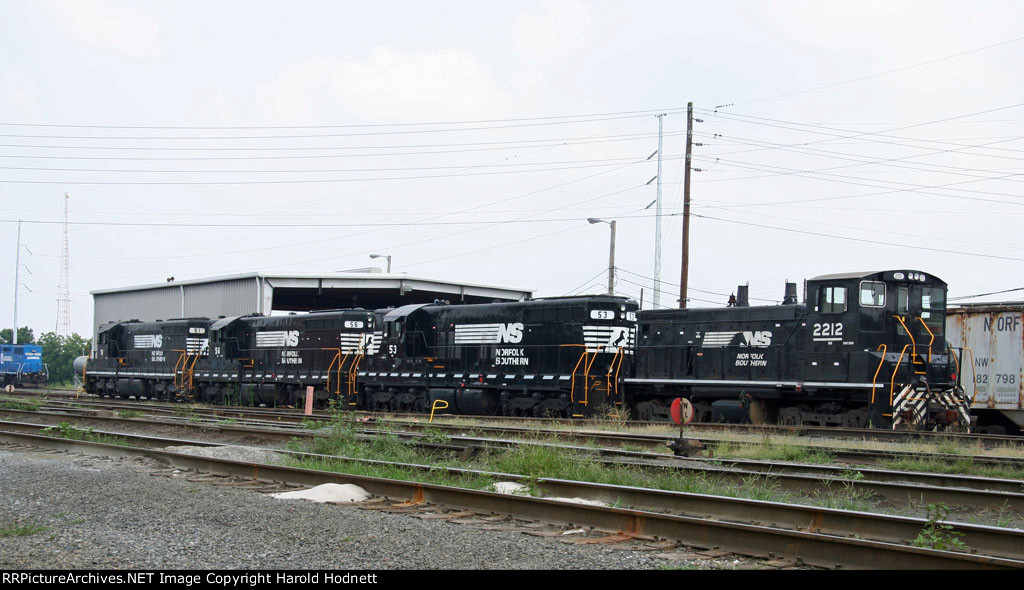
497,323,524,344
741,331,772,347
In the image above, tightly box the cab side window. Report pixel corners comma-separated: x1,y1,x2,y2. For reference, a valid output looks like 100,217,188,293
897,287,909,314
820,286,847,314
859,281,885,307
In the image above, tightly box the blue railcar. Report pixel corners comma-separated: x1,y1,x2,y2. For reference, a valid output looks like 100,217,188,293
0,344,48,387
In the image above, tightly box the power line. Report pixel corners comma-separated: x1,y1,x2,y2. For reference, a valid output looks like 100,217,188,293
693,212,1024,262
0,107,688,130
0,112,690,141
698,107,1024,159
720,34,1024,107
0,153,681,175
0,131,685,161
692,155,1024,205
950,287,1024,302
0,156,680,185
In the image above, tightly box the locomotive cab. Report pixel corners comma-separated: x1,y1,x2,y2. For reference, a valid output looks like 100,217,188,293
805,270,967,430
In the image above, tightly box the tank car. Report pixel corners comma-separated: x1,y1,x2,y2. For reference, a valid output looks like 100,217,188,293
0,344,47,387
357,295,638,418
627,270,971,431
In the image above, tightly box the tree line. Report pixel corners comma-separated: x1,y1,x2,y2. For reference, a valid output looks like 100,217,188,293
1,327,91,385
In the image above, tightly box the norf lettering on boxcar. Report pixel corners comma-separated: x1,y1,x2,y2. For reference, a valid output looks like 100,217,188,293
983,316,1021,332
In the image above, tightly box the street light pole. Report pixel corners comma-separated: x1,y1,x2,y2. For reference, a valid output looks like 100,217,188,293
588,218,616,295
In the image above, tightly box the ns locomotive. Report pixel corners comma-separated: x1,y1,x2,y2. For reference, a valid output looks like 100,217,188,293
84,295,638,419
628,270,970,431
81,269,971,431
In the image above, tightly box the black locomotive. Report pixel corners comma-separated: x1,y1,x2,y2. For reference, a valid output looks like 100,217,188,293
358,296,637,418
81,269,971,430
628,270,969,430
84,295,638,419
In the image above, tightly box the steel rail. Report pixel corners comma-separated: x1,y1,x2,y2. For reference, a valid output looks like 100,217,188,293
0,428,1021,569
14,388,1024,448
5,410,1024,509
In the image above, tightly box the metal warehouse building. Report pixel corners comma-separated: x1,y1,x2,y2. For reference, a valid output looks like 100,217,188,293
91,269,533,341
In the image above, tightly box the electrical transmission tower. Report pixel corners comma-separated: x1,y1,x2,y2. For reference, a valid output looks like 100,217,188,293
56,192,71,337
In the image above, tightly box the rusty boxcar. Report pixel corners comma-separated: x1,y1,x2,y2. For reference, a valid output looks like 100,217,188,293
946,304,1024,434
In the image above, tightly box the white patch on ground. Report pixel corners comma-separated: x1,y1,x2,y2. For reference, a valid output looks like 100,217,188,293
488,482,531,495
546,497,609,507
165,445,283,465
270,483,370,503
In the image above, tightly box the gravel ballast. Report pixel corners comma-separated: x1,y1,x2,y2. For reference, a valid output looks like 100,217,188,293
0,444,755,570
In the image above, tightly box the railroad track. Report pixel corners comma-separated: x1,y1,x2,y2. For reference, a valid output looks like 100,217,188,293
0,426,1021,569
23,398,1024,483
5,410,1024,515
11,388,1024,449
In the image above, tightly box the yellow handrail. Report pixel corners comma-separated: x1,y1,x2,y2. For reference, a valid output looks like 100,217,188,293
893,316,917,357
186,354,200,390
321,348,341,394
346,353,364,399
172,350,187,389
890,344,912,406
915,317,935,363
562,344,590,406
870,344,887,404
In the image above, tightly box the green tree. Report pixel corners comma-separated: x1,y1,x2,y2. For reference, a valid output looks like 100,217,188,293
37,332,91,385
0,326,35,345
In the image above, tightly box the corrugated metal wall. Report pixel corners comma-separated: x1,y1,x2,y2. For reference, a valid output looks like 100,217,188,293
93,286,182,329
93,279,260,345
183,278,259,318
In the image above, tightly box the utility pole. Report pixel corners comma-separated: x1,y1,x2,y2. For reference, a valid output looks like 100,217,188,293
607,220,616,296
587,218,616,295
12,220,20,344
679,102,693,309
653,113,665,309
57,193,71,337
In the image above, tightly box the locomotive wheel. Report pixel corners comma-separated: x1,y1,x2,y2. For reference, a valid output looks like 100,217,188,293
779,407,802,426
634,402,654,422
841,410,868,429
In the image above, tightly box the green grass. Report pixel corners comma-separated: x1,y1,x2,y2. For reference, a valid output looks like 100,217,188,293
883,456,1024,480
40,422,129,446
0,522,47,537
115,410,143,419
712,437,835,464
913,503,968,552
283,419,877,513
0,397,42,412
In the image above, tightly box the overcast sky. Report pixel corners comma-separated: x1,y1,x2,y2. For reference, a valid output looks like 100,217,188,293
2,0,1024,337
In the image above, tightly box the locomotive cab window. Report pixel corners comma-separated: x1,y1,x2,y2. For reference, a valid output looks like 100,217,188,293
383,321,403,340
819,286,847,314
859,281,885,307
920,286,946,335
897,287,909,314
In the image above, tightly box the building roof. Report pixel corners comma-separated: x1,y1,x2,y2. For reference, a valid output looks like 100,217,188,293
90,271,532,298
